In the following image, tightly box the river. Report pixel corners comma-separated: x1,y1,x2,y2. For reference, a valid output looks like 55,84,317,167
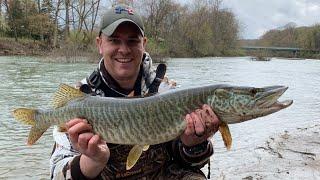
0,56,319,179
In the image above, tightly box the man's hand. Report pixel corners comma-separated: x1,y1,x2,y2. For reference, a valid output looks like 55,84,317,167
180,104,220,147
66,118,110,178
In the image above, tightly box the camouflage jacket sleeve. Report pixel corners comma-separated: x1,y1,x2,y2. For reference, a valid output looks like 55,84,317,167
50,126,80,180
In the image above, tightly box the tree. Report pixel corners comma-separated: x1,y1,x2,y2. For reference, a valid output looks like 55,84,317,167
23,0,40,38
143,0,174,39
167,0,239,57
52,0,63,47
182,3,213,56
70,0,101,34
28,13,53,42
259,24,320,50
160,3,188,57
65,0,70,39
1,0,241,58
311,25,320,50
41,0,54,14
6,0,24,40
0,0,2,16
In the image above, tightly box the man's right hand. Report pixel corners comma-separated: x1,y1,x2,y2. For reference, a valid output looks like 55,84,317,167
66,118,110,178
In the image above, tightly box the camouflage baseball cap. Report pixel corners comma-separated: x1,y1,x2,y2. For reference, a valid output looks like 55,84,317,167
100,4,144,37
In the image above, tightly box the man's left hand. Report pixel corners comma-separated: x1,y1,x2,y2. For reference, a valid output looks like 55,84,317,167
180,104,220,147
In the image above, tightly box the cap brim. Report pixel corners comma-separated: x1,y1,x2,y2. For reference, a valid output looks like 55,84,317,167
101,19,144,37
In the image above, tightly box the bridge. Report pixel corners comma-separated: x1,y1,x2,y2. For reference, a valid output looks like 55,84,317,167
241,46,320,57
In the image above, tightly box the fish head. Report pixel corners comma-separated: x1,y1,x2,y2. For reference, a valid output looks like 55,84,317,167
207,85,293,124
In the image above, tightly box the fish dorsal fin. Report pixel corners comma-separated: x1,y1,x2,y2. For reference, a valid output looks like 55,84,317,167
126,91,157,99
126,145,149,170
52,84,86,108
219,122,232,150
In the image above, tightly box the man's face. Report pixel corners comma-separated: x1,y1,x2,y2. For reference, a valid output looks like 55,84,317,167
97,22,146,83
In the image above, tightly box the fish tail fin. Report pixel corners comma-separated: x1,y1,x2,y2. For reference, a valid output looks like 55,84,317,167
219,122,232,150
12,108,36,126
12,108,50,146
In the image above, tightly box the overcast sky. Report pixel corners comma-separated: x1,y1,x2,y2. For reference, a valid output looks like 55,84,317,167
221,0,320,39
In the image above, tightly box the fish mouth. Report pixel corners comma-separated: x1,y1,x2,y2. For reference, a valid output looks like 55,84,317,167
256,86,293,110
272,99,293,109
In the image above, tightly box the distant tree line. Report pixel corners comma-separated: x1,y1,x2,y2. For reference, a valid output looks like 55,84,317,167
135,0,240,57
0,0,101,49
0,0,240,58
258,25,320,51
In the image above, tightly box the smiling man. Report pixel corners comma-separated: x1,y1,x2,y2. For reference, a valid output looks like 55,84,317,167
97,21,146,92
50,3,220,180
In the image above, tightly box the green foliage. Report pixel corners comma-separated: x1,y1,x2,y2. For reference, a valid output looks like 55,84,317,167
182,8,214,56
6,0,42,38
259,24,320,51
67,31,95,46
149,0,239,57
27,14,54,40
50,30,98,62
310,25,320,50
6,0,24,38
1,0,240,59
145,37,168,58
0,15,9,36
61,30,97,56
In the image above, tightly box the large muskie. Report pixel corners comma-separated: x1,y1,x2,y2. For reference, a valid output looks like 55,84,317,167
13,84,293,169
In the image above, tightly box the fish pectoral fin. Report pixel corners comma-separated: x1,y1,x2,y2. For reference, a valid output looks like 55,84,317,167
12,108,50,145
28,124,50,146
52,84,86,108
142,145,149,151
126,145,146,170
219,122,232,150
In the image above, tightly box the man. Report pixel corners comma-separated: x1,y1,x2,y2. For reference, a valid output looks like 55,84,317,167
50,3,220,179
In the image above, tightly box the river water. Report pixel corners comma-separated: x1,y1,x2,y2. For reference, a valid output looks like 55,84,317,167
0,56,319,179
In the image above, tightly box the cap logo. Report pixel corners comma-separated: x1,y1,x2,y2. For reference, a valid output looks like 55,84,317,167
115,6,134,15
